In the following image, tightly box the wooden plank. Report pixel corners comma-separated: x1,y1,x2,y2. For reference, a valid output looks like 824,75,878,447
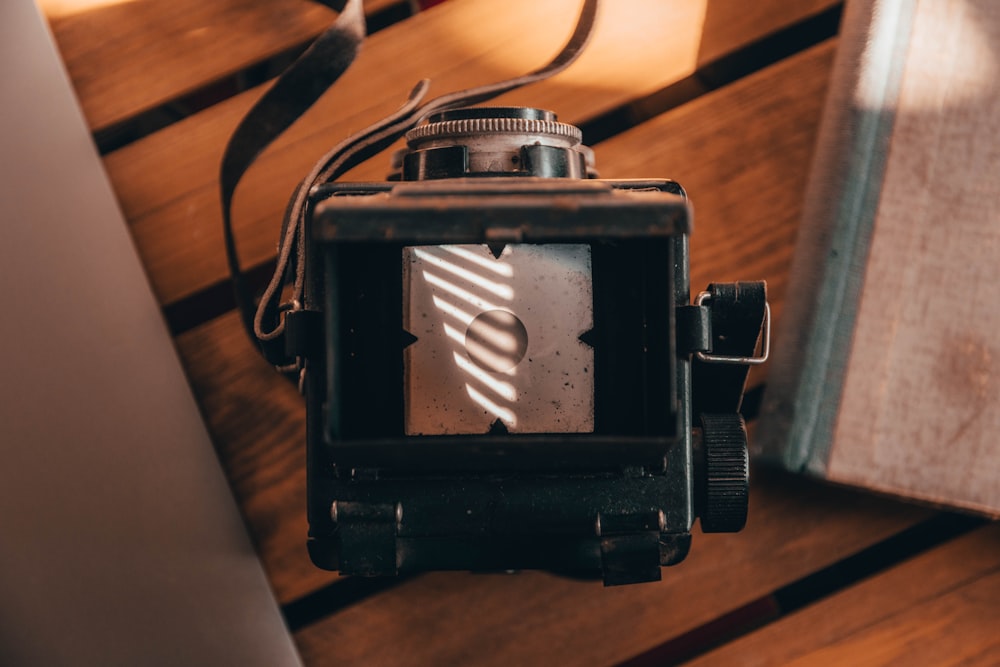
786,572,1000,666
41,0,338,132
692,524,1000,666
174,310,330,603
691,525,1000,667
101,0,839,308
291,475,928,667
594,39,843,389
595,41,838,318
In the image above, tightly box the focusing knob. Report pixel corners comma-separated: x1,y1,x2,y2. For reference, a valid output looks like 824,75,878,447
699,413,749,533
399,106,594,180
407,107,583,146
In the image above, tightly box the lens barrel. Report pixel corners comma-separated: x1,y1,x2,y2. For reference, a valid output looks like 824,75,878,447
396,106,595,180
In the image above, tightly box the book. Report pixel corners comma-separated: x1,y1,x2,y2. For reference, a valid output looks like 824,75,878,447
757,0,1000,517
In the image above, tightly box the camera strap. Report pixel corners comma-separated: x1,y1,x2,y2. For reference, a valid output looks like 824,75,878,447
220,0,600,370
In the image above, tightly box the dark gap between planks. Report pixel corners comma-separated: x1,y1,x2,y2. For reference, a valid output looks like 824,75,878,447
578,3,843,145
283,575,419,633
277,390,765,633
615,513,986,666
94,1,414,154
163,3,844,337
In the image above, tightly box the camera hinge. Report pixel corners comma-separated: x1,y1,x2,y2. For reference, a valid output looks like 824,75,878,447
676,303,712,356
596,510,664,586
333,501,401,576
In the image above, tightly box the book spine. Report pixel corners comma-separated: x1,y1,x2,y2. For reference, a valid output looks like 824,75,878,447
756,0,917,474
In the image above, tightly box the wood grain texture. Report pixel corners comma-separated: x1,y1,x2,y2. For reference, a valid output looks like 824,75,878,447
597,39,841,389
41,0,337,132
291,471,928,667
99,0,839,308
174,310,334,603
828,0,1000,516
691,523,1000,666
783,571,1000,666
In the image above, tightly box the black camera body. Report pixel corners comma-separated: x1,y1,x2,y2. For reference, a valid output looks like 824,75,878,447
293,107,765,586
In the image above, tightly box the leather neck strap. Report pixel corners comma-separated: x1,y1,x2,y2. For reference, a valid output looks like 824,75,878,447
220,0,599,369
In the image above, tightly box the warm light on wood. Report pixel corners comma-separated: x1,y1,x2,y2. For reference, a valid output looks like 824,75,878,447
39,0,135,20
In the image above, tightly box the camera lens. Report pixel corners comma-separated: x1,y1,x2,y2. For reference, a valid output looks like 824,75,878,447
399,106,593,180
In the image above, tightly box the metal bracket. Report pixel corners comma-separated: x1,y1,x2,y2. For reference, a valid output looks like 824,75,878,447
694,291,770,365
676,303,712,355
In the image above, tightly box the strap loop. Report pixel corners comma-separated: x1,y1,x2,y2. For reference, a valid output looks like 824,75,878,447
691,281,769,417
694,292,770,365
221,0,364,354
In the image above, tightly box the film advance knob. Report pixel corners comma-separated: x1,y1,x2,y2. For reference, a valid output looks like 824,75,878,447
699,413,749,533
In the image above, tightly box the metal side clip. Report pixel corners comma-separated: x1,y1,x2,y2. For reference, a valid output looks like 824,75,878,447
694,290,770,365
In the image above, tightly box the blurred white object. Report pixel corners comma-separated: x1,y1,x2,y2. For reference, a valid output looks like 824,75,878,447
0,2,302,664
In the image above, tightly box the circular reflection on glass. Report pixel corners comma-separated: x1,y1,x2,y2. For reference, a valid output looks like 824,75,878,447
465,309,529,373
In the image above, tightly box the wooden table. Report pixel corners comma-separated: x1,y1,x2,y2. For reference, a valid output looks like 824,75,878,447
41,0,999,663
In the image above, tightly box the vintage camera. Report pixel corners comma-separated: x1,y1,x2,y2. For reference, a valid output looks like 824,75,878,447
284,106,769,586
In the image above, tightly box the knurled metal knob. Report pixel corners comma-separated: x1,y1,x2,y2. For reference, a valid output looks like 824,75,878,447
398,106,594,180
406,106,582,147
699,413,749,533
